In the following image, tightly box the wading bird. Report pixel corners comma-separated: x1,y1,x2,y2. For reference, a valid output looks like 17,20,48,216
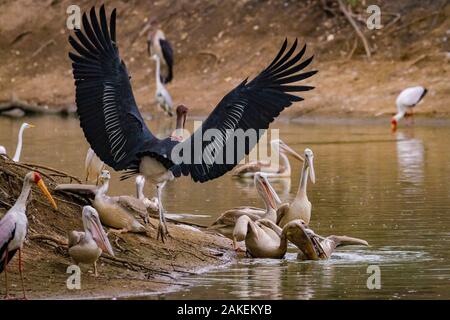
277,148,315,227
232,139,304,178
68,206,114,276
68,5,316,241
0,171,57,299
391,86,428,132
209,173,281,249
147,23,174,84
93,170,147,234
0,123,34,162
85,147,105,184
152,54,173,117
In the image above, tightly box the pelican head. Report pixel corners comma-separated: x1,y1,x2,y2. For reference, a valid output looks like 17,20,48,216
98,170,111,184
82,206,114,256
26,171,57,209
271,139,304,162
254,172,281,209
303,148,315,184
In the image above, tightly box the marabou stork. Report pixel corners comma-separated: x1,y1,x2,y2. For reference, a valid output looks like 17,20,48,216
68,5,317,241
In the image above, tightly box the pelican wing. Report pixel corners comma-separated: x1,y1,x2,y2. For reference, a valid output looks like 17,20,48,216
276,202,290,225
0,214,16,273
68,231,84,248
159,38,174,84
170,39,317,182
69,5,158,171
116,195,148,217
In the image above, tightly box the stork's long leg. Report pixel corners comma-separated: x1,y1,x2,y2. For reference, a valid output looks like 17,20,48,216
18,248,27,300
156,181,169,242
3,250,9,299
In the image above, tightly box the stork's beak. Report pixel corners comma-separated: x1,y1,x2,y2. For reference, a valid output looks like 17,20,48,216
307,156,316,184
37,179,58,209
90,215,114,256
280,142,304,162
27,124,35,128
260,175,281,209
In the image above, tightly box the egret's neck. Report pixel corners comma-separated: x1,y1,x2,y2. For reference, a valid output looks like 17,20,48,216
393,111,405,122
297,163,309,198
280,153,290,174
136,180,145,200
154,57,162,88
13,180,32,212
13,125,26,162
97,180,109,196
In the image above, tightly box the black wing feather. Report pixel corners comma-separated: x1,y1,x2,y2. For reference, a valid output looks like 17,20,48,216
69,5,158,171
159,38,174,84
169,39,317,182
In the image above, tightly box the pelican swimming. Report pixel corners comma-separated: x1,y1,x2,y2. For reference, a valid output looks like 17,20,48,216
147,23,174,84
277,148,315,227
232,139,304,178
68,5,316,241
391,86,428,132
233,218,367,259
93,170,147,234
209,173,281,249
0,123,34,162
281,220,369,260
152,54,173,117
0,171,57,299
84,147,105,184
68,206,114,276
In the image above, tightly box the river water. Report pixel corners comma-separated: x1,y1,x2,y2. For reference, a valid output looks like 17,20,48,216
0,116,449,299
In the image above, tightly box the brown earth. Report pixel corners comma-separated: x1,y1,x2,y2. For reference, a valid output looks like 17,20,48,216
0,156,234,299
0,0,448,120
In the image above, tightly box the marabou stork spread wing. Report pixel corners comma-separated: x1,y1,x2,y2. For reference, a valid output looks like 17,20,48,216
69,5,166,171
170,38,317,182
159,38,174,84
69,6,317,183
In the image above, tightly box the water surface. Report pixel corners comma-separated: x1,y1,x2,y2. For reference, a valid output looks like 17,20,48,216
1,116,449,299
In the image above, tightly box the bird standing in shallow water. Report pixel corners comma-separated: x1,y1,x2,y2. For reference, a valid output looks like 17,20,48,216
0,171,57,299
0,122,34,162
68,5,317,242
391,86,428,132
277,148,315,227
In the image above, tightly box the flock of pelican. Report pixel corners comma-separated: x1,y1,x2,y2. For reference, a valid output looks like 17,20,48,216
0,4,429,299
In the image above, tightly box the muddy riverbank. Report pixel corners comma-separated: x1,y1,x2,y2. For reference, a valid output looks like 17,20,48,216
0,157,234,299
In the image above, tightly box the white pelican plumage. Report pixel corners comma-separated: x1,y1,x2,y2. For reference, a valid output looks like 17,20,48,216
232,139,304,178
0,123,34,162
68,206,114,276
93,170,147,234
209,173,281,249
152,54,173,117
277,148,315,227
84,147,105,184
0,172,57,299
391,86,428,132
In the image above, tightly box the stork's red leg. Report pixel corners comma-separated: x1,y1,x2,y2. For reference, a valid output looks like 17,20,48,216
19,248,27,300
